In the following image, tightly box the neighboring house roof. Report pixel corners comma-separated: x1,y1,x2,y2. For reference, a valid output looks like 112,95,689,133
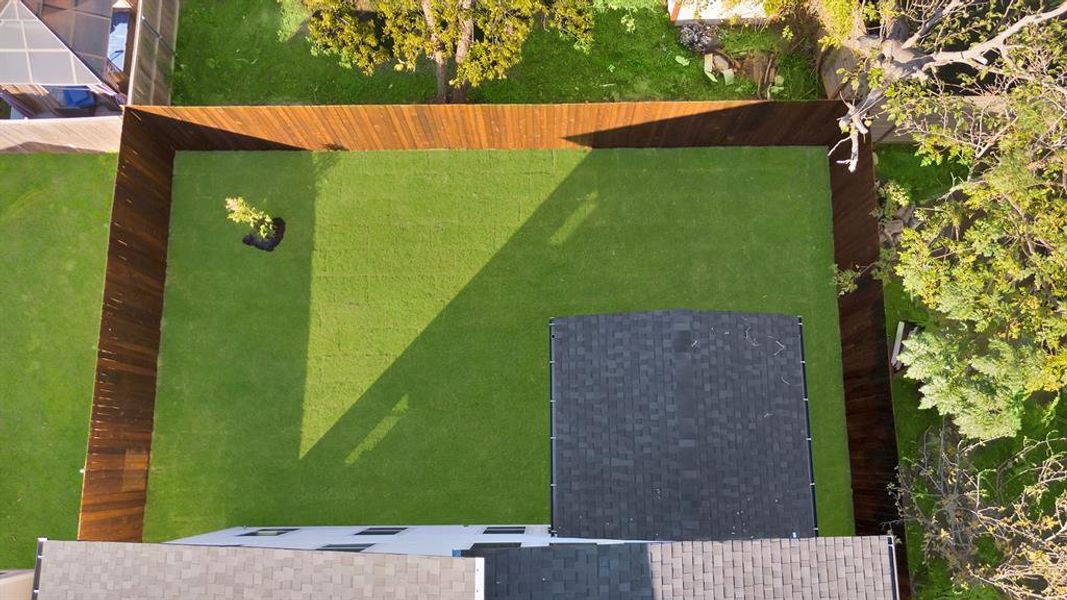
667,0,766,22
473,536,898,600
22,0,112,79
550,310,817,541
0,0,102,85
35,541,484,600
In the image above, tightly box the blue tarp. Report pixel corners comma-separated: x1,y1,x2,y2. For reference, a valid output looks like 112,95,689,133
61,86,96,108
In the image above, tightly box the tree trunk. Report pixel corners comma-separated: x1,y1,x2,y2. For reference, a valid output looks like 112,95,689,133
451,80,471,103
421,0,450,103
450,0,475,103
433,58,449,103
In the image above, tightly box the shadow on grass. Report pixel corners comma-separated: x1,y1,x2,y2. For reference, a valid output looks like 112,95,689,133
147,152,331,535
282,149,822,526
224,152,633,527
150,147,845,537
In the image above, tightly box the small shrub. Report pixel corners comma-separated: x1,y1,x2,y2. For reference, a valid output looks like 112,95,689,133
832,263,860,295
225,196,276,241
816,0,860,47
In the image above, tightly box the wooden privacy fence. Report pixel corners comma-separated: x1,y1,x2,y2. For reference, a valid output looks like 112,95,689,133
127,0,180,105
81,101,906,594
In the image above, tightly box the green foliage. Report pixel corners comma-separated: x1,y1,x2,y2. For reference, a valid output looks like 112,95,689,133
471,9,767,103
718,25,779,56
591,0,658,10
172,1,820,105
879,19,1067,441
877,151,1048,600
304,5,388,73
832,263,860,295
890,88,1067,422
900,326,1050,440
872,180,908,221
814,0,860,46
761,0,798,17
225,196,276,240
305,0,594,97
895,159,1067,348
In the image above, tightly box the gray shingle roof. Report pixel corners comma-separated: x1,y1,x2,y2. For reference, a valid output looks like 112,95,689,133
475,536,898,600
35,541,484,600
550,310,817,541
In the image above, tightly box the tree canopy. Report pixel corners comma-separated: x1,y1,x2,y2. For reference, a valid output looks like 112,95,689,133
896,424,1067,598
304,0,593,102
809,0,1067,439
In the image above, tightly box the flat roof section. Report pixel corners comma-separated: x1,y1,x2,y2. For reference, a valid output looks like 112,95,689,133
550,309,817,541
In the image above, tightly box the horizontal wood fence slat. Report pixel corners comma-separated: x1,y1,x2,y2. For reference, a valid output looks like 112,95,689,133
81,101,907,596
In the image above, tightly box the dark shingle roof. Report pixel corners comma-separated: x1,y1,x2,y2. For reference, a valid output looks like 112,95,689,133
474,536,898,600
550,310,817,541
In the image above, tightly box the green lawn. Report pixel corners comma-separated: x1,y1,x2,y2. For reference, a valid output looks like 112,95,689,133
144,147,852,541
0,154,116,567
171,2,818,105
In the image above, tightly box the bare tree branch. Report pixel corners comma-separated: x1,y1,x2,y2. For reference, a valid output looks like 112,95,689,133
895,424,1067,598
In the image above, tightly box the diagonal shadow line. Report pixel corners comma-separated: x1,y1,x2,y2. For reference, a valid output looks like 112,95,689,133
297,151,604,470
288,146,839,527
146,151,340,538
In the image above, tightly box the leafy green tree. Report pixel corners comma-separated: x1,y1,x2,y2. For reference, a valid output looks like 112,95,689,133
809,1,1067,438
899,325,1051,439
304,0,593,102
889,17,1067,439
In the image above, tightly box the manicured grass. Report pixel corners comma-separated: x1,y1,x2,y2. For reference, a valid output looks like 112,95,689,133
144,147,853,541
0,154,116,567
172,2,818,105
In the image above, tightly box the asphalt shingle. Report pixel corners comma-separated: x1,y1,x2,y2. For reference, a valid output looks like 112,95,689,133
475,537,897,600
550,310,817,541
35,541,483,600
